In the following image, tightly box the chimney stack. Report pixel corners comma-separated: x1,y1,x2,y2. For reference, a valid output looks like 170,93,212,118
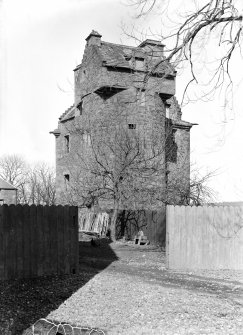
85,30,102,47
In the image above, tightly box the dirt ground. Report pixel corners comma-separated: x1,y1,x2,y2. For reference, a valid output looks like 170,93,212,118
1,239,243,334
47,239,243,335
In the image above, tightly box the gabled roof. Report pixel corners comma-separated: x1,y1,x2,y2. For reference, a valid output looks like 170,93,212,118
0,178,17,190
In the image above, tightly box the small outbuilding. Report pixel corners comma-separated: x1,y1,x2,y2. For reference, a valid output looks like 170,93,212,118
0,178,17,205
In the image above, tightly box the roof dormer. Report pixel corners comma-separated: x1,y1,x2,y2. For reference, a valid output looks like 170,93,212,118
139,39,165,58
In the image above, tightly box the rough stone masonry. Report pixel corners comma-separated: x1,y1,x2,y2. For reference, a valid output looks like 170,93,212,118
51,30,194,210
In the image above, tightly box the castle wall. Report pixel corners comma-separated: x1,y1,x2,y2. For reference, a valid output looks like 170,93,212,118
56,87,168,209
53,34,192,209
74,44,175,104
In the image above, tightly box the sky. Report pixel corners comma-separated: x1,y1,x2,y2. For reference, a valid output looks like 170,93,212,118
0,0,243,201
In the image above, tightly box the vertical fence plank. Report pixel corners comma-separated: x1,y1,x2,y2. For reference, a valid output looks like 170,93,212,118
57,205,65,275
3,205,9,280
48,205,58,275
0,205,4,279
15,205,24,278
37,205,44,276
186,206,191,268
5,205,17,279
168,206,175,268
23,205,31,278
29,205,38,277
2,205,8,280
190,206,197,268
47,206,54,276
0,204,80,280
63,205,70,274
165,206,171,269
42,206,49,276
70,206,79,274
167,205,243,270
205,206,212,269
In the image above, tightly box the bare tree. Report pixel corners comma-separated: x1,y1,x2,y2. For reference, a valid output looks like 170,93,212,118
58,108,216,239
0,154,27,186
62,114,192,240
0,155,56,205
166,164,217,206
0,154,29,203
125,0,243,107
27,163,56,205
115,165,217,240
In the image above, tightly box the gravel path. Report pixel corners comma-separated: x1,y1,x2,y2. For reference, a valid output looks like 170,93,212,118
48,242,243,335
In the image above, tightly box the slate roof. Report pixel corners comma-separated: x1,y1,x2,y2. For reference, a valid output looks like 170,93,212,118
0,178,17,190
99,41,176,75
172,119,197,129
60,36,176,122
59,104,76,122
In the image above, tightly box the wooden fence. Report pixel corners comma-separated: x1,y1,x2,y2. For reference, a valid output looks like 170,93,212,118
0,204,79,280
166,205,243,270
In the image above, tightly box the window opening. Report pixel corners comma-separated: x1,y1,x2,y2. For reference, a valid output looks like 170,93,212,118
165,104,170,118
64,174,70,182
77,101,83,115
64,135,70,153
134,57,145,71
137,89,146,106
83,132,91,145
64,174,70,190
128,124,136,129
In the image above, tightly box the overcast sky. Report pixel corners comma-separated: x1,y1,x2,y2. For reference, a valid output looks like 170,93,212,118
1,0,243,201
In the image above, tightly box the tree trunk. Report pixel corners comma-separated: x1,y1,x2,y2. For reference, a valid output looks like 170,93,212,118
110,200,120,241
120,209,126,238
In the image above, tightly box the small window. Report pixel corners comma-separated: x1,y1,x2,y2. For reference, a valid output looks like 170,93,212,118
64,174,70,190
64,135,70,153
64,174,70,182
135,57,144,70
77,101,83,115
165,104,170,118
128,124,136,129
137,89,146,106
82,132,91,145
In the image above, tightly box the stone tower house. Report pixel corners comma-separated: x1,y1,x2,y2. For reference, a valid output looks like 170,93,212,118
51,31,194,209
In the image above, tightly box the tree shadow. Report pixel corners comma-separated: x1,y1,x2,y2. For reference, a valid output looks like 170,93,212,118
0,238,118,335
